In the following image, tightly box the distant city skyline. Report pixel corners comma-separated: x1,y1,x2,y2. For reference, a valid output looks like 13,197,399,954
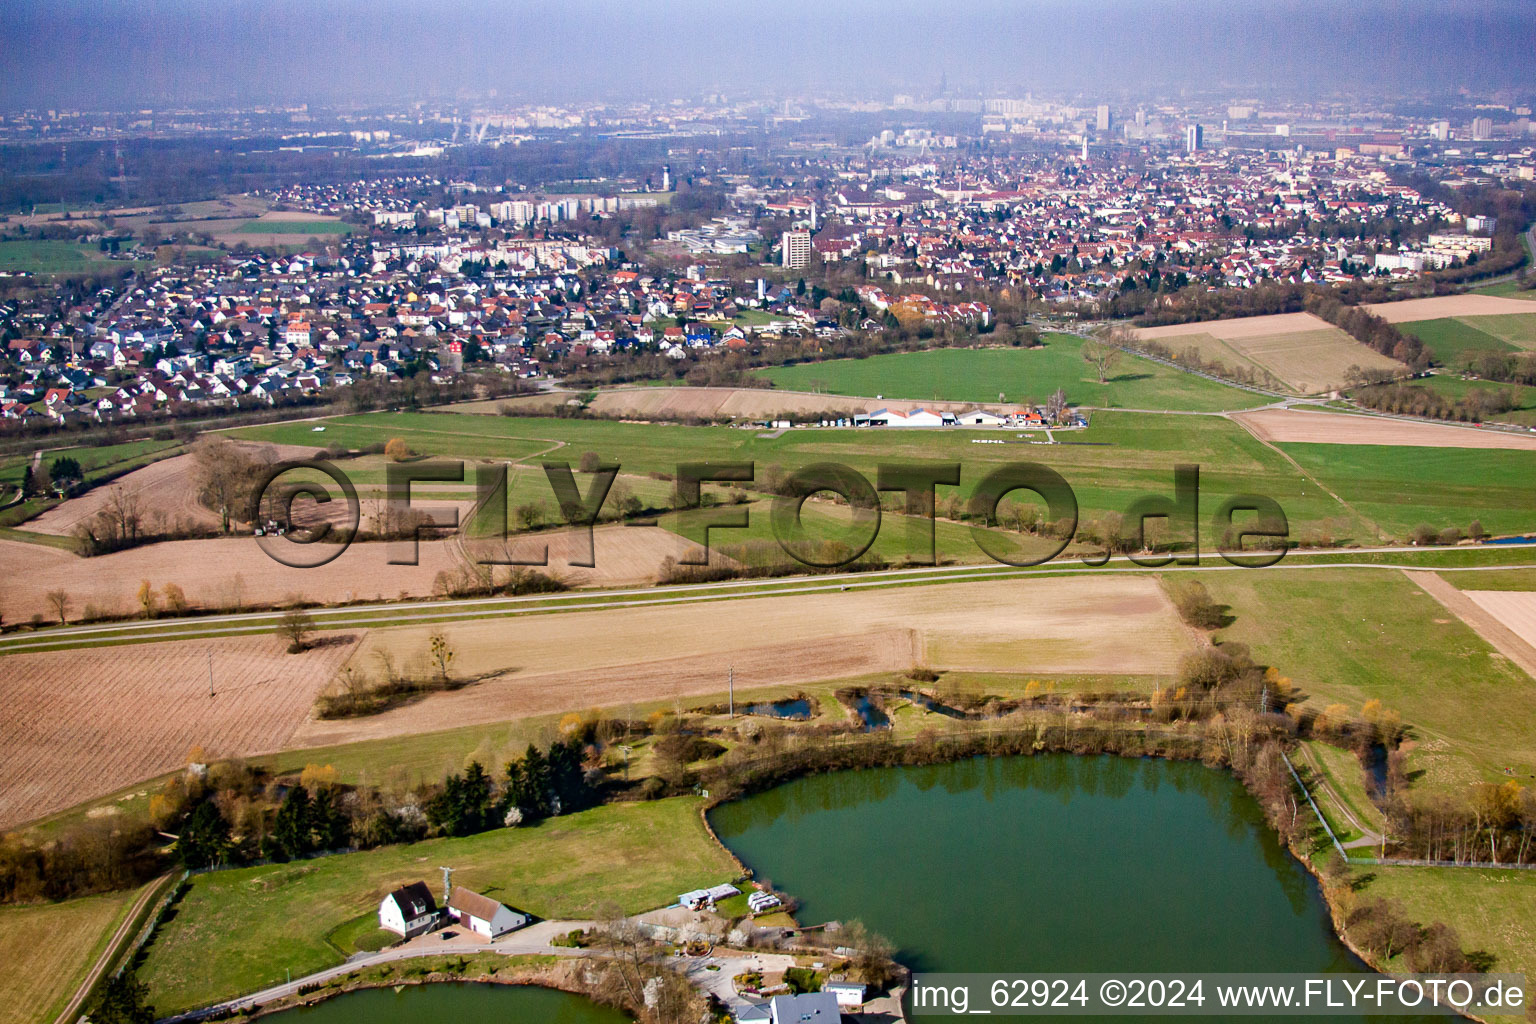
2,0,1534,109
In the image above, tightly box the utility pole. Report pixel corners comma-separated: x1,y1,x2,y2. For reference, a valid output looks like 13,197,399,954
208,650,214,699
729,664,734,718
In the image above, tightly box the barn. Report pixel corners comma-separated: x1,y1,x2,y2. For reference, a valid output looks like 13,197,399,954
446,886,529,939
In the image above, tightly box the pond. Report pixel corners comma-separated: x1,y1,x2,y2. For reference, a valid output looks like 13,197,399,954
739,697,813,719
708,755,1445,1022
263,982,630,1023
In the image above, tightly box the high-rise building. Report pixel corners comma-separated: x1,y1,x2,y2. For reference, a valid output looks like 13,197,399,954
1185,124,1203,153
1471,117,1493,141
1430,120,1451,141
781,230,812,270
1096,104,1112,132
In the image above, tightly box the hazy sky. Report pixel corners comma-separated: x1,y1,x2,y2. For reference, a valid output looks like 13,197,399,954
2,0,1534,109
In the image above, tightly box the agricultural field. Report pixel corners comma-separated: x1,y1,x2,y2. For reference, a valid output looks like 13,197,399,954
1399,317,1521,365
139,797,736,1015
1275,441,1536,538
0,886,143,1024
586,384,1001,420
1234,407,1536,449
18,449,217,537
755,334,1265,411
291,573,1195,750
0,633,360,828
0,239,121,274
1362,294,1536,323
1132,312,1405,393
1203,568,1536,792
1462,589,1536,650
235,218,350,235
0,436,185,534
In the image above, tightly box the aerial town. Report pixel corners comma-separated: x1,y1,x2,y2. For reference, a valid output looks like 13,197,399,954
3,5,1536,1024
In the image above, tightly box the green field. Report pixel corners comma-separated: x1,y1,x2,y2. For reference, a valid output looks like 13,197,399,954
140,797,735,1015
1277,442,1536,538
1205,568,1536,792
1400,317,1517,365
756,336,1267,412
0,239,117,274
235,219,351,235
229,408,1394,544
0,885,143,1024
1402,313,1536,367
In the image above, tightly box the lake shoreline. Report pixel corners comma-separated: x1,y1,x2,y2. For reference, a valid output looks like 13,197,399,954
698,740,1488,1023
235,958,637,1023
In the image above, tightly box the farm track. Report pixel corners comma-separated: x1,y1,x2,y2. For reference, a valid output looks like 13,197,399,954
4,543,1535,655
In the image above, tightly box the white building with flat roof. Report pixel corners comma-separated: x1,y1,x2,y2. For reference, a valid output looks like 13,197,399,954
781,230,812,269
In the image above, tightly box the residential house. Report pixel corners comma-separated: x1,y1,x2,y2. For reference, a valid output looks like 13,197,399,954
378,881,438,938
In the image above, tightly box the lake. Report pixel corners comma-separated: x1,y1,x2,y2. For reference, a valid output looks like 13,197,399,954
709,754,1443,1021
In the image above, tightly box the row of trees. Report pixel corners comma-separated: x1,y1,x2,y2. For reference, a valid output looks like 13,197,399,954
1353,381,1520,422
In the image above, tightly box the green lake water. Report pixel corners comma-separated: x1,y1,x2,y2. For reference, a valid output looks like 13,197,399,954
263,982,630,1022
709,754,1443,1021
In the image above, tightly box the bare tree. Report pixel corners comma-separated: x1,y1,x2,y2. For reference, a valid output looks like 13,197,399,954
277,608,316,653
45,589,70,625
1082,339,1121,384
1045,387,1068,423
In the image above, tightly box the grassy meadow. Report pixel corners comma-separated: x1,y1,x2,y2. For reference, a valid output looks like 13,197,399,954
235,219,350,235
1204,568,1536,792
1276,442,1536,539
230,408,1405,546
0,239,118,274
755,335,1267,412
1356,865,1536,1021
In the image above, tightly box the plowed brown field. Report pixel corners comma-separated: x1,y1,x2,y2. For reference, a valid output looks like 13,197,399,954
292,574,1193,748
1232,408,1536,450
1362,295,1536,322
0,524,709,623
0,634,360,828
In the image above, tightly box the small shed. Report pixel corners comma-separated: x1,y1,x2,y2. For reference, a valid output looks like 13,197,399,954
825,980,867,1007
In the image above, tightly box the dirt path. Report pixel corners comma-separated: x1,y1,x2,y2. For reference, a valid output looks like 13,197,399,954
1403,571,1536,680
1294,743,1382,850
